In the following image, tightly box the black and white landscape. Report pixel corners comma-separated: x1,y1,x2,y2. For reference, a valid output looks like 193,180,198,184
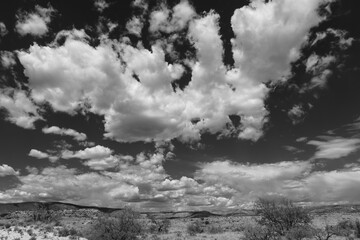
0,0,360,239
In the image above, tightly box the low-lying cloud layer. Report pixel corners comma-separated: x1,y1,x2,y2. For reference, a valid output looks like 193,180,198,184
2,157,360,210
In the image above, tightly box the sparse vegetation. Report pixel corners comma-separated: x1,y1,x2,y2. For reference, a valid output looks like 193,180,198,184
1,200,360,240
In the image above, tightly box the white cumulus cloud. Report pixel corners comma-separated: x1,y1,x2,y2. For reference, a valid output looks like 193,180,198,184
231,0,333,83
16,5,54,37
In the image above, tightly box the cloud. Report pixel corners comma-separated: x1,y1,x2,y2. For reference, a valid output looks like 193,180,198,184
0,152,170,207
195,160,360,206
0,89,42,129
3,153,360,209
0,165,140,205
17,26,266,142
17,0,331,143
288,104,306,124
308,138,360,159
94,0,109,12
149,1,196,33
83,156,120,170
28,149,58,162
15,5,54,37
61,145,112,159
1,51,16,68
0,164,19,177
195,160,312,201
300,168,360,203
231,0,333,83
28,149,49,159
42,126,87,141
312,28,354,50
305,54,336,89
0,22,8,37
126,17,144,37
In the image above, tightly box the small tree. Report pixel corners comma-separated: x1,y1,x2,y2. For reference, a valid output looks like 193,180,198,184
254,197,311,236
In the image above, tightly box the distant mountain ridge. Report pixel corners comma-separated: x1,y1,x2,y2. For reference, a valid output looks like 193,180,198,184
1,202,360,218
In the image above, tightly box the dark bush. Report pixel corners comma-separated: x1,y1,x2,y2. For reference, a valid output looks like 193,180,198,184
243,224,273,240
30,204,61,223
285,225,314,240
147,215,171,234
58,227,70,237
207,224,223,234
254,197,311,236
334,219,360,238
85,207,143,240
311,225,337,240
187,220,203,236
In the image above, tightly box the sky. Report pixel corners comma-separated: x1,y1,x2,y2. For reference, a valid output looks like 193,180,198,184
0,0,360,212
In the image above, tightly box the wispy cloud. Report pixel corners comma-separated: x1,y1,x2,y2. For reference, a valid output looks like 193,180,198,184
308,138,360,159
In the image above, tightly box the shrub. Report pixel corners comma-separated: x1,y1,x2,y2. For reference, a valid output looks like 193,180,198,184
147,215,171,234
311,225,337,240
207,224,223,234
285,225,314,240
58,227,70,237
85,207,143,240
334,219,360,238
27,229,34,236
30,203,61,224
186,220,203,236
254,197,311,236
243,224,273,240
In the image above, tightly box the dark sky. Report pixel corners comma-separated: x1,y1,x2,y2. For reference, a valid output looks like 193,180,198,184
0,0,360,211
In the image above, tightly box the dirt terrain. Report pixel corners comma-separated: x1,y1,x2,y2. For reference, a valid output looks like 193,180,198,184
0,202,359,239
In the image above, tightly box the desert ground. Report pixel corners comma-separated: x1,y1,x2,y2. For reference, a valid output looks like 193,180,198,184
0,202,360,240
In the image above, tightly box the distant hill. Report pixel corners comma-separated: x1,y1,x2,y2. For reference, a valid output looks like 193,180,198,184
308,204,360,215
0,202,122,215
189,211,220,218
